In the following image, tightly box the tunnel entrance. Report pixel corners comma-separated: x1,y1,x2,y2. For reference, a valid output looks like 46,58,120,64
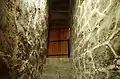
47,0,73,58
0,57,9,79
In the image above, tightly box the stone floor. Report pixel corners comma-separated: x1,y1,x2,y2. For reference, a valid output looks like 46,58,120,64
41,58,74,79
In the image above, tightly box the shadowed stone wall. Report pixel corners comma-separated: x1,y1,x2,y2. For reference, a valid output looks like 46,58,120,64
0,0,48,79
71,0,120,79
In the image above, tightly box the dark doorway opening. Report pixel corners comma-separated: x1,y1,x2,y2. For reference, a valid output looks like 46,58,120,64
47,0,72,58
0,57,9,79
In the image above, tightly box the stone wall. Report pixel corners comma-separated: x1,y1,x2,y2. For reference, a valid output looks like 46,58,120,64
71,0,120,79
0,0,48,79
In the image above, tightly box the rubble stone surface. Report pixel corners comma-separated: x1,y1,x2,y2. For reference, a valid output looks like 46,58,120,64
71,0,120,79
0,0,48,79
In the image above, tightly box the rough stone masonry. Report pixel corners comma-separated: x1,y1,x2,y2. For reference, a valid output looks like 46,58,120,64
0,0,48,79
71,0,120,79
0,0,120,79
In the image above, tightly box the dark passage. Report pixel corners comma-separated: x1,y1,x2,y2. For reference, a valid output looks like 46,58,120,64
47,0,71,58
0,57,9,79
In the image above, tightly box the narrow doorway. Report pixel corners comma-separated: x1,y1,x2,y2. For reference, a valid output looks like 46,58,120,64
47,0,71,58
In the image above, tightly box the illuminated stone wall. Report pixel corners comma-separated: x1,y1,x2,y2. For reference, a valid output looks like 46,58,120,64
0,0,48,79
71,0,120,79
